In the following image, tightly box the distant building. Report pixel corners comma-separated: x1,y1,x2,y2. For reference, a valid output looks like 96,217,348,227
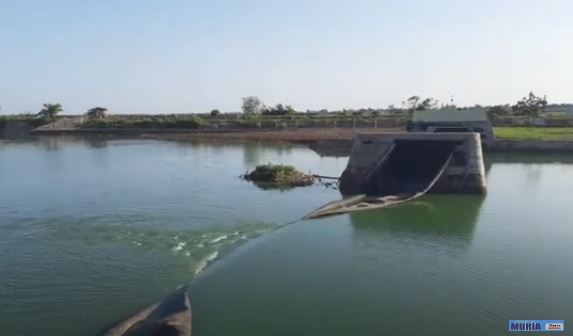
407,108,495,147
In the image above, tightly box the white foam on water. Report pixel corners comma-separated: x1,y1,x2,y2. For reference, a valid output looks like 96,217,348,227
194,251,219,275
172,241,186,252
210,235,228,244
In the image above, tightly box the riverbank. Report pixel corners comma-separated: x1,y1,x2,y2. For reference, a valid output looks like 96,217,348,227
147,129,573,155
12,123,573,154
144,127,573,154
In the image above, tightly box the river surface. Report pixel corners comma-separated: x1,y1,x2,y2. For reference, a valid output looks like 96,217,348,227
1,137,572,335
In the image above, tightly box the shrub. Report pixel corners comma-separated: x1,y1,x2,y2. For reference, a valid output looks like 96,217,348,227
82,115,208,129
244,163,314,188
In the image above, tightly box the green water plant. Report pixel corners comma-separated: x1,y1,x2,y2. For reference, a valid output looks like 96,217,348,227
243,163,315,188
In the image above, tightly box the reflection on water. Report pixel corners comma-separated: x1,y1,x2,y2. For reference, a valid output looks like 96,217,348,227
350,195,484,248
243,142,294,166
34,136,62,151
246,180,299,191
485,152,573,181
83,136,109,148
488,151,573,164
308,140,353,157
31,135,116,151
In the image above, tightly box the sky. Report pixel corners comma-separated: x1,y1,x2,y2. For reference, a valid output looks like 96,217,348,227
1,0,572,115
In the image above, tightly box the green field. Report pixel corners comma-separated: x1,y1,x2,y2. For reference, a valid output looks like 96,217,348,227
494,127,573,141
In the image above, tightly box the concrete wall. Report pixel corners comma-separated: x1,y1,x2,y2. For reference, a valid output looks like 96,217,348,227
431,133,486,194
339,132,486,195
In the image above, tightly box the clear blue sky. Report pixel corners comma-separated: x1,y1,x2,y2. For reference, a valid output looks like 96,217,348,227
1,0,572,114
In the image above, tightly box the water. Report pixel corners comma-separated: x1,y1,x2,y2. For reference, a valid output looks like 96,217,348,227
1,137,573,335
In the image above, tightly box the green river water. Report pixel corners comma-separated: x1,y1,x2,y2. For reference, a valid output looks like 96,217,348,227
1,137,572,335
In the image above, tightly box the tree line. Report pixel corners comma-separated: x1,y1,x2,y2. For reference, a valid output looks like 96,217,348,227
35,103,107,122
14,91,553,124
239,92,550,119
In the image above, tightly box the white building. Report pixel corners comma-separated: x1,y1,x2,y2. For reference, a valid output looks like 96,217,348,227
408,108,495,147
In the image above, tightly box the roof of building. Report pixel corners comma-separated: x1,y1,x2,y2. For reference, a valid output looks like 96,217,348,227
412,108,488,123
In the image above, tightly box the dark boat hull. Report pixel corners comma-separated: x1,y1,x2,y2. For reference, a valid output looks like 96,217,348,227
99,287,191,336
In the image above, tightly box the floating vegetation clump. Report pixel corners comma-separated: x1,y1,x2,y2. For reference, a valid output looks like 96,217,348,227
243,163,315,188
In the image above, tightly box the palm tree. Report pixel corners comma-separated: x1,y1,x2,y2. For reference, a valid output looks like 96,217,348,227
37,103,63,122
86,107,107,120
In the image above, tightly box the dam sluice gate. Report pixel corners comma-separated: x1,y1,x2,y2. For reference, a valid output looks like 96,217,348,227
306,132,486,219
340,132,486,196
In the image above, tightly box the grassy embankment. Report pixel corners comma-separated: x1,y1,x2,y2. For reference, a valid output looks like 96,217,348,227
494,127,573,141
0,115,47,128
6,112,573,142
66,110,568,130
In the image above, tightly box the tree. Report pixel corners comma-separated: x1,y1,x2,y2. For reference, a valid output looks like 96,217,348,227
37,103,62,121
262,103,296,116
404,96,438,114
512,92,547,118
241,96,263,114
210,109,221,117
486,105,510,118
405,96,420,111
418,98,438,110
387,104,405,115
86,107,107,120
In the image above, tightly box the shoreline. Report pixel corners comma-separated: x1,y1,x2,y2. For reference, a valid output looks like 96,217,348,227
10,127,573,153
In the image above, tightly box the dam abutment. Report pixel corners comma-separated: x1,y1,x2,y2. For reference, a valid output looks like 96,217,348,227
339,132,487,196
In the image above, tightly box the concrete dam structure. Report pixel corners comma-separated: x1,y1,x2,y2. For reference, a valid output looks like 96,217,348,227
340,132,486,195
306,132,486,219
